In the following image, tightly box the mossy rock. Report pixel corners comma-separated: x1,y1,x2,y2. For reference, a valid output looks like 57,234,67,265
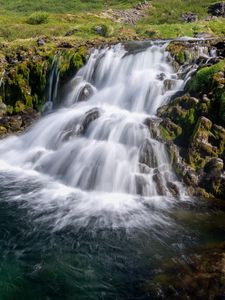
159,118,182,141
186,59,225,124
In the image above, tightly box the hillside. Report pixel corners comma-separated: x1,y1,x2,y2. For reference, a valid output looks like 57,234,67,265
0,0,224,45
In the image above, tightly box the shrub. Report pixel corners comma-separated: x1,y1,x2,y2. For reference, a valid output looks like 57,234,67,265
26,12,49,25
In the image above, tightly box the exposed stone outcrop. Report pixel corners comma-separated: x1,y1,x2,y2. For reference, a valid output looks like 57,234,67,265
158,42,225,200
208,2,225,17
181,12,198,23
0,45,87,138
101,1,150,25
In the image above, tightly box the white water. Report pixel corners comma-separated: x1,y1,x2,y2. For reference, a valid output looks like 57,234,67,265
0,43,188,230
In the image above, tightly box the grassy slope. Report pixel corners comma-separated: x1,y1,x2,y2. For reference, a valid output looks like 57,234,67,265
0,0,224,44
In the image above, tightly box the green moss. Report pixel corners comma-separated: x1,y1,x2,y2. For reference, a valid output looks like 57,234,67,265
159,122,182,142
186,59,225,124
186,60,225,95
14,100,26,113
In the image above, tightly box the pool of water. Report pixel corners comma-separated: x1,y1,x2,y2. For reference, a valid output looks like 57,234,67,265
0,171,224,300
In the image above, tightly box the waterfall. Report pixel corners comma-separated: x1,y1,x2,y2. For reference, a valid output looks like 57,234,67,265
0,42,188,230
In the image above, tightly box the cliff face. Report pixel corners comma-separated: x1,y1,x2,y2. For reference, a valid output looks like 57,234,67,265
158,39,225,200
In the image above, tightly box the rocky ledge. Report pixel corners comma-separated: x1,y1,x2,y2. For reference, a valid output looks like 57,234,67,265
0,43,87,137
156,39,225,201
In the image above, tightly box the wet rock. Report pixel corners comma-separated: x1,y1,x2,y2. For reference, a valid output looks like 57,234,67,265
214,41,225,57
77,84,94,102
208,2,225,17
149,243,225,299
167,181,179,196
163,79,176,92
153,170,167,195
159,118,182,142
184,169,199,186
138,163,151,174
144,117,161,139
139,139,158,168
181,12,198,22
156,73,166,81
0,125,7,138
76,108,101,135
135,174,149,195
188,117,218,169
212,124,225,154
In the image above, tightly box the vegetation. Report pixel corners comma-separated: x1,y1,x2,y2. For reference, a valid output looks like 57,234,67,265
0,0,224,43
26,11,49,25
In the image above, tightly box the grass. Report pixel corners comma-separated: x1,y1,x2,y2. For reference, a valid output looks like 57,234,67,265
0,0,224,44
0,0,141,14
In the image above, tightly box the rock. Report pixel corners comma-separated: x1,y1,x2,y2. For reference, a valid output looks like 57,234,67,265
76,108,101,135
152,170,167,195
77,84,94,102
93,25,107,37
167,181,179,196
212,124,225,154
58,42,73,48
148,243,225,298
65,29,78,37
208,2,225,17
159,118,182,141
204,157,224,174
0,101,7,117
0,125,7,138
144,117,161,139
184,169,199,186
138,163,151,174
181,12,198,22
214,41,225,57
194,32,214,39
135,174,149,195
37,38,45,46
163,79,176,92
8,115,23,131
139,139,158,168
188,117,218,169
156,73,166,81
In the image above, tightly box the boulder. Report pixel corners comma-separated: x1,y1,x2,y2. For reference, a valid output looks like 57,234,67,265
181,12,198,22
167,181,179,196
77,84,94,102
204,157,224,174
93,25,108,37
208,2,225,17
152,170,167,195
159,118,182,141
188,117,218,169
76,108,101,135
139,139,158,168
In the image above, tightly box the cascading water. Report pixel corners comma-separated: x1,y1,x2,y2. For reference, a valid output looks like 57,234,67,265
0,41,225,300
0,42,186,229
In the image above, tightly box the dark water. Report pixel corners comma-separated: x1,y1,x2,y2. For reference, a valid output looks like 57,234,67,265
0,172,225,300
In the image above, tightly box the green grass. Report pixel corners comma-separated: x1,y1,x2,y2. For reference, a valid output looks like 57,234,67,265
140,0,217,24
0,0,140,14
0,0,224,44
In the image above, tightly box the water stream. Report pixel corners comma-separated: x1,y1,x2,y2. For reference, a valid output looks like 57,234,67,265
0,42,224,299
